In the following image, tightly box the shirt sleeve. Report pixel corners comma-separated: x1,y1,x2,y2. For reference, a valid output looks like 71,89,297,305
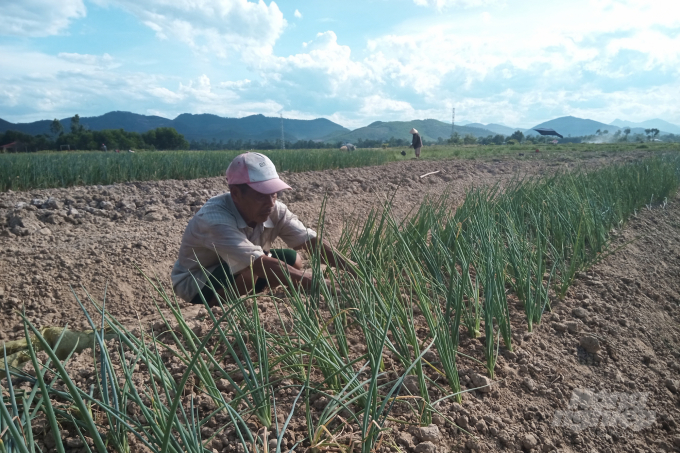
204,222,265,275
275,203,317,249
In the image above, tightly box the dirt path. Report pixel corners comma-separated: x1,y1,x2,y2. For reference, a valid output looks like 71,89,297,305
1,150,679,452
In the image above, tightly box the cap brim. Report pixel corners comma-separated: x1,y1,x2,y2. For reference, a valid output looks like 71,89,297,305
247,178,292,194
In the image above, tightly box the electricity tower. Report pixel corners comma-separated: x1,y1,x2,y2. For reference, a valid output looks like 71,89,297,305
450,107,456,139
280,113,285,150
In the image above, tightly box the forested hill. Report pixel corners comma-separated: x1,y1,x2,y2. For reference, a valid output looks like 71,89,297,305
321,119,496,143
530,116,674,137
0,111,349,143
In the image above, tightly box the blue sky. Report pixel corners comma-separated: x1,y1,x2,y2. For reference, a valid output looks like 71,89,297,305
1,0,679,129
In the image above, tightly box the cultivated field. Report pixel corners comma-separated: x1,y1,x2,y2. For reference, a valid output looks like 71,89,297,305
2,142,676,192
1,148,680,453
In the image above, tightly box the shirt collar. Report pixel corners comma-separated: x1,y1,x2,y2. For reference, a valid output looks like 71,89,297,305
225,193,248,229
226,193,275,229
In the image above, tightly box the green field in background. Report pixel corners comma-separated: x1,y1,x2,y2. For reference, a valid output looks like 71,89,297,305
1,142,677,192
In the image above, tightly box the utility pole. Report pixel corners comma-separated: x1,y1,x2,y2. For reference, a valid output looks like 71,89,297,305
451,107,456,139
280,113,285,150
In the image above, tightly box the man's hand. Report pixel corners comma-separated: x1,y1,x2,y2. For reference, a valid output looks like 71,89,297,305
298,237,359,278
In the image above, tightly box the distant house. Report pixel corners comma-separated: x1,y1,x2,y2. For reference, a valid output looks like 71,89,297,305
0,141,22,153
1,141,31,152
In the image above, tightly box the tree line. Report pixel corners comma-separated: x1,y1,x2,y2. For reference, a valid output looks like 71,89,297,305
0,114,189,152
188,138,342,150
443,128,678,145
188,136,420,150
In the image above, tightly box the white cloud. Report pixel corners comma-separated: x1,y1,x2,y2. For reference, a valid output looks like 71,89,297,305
141,73,284,118
0,48,168,121
350,0,680,125
0,45,291,123
161,0,680,128
0,0,86,37
255,31,377,96
106,0,287,58
218,79,253,90
413,0,502,9
357,95,415,118
147,87,184,103
294,9,302,19
57,52,118,69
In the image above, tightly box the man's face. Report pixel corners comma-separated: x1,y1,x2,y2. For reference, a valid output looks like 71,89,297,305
232,185,277,225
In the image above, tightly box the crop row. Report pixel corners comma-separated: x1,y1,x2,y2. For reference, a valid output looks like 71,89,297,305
0,149,392,192
1,143,676,192
1,155,679,452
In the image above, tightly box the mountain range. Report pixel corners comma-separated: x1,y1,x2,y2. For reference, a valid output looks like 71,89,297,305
609,118,680,134
321,119,495,142
0,111,349,143
463,117,678,138
1,112,678,144
529,116,656,138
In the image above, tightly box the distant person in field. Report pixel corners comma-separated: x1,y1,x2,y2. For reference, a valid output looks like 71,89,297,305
172,152,357,306
410,128,422,158
101,143,107,152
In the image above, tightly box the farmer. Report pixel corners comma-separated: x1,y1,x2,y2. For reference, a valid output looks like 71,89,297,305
172,152,357,306
101,143,107,152
410,128,423,158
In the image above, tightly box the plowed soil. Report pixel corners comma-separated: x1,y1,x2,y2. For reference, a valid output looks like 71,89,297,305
2,149,680,452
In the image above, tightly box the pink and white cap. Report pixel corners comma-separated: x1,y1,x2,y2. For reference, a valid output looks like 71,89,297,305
225,152,291,194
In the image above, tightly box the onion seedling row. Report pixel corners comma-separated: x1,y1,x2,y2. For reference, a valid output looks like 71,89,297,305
2,143,676,192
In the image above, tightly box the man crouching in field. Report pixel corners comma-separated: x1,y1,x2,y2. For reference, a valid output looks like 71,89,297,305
171,152,356,306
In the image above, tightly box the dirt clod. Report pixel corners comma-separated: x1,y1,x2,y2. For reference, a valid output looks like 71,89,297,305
396,431,414,449
474,419,488,434
522,433,538,450
552,322,567,332
522,377,537,392
65,438,84,448
403,375,420,394
572,307,588,318
470,372,492,392
565,321,581,334
414,441,436,453
455,415,469,429
579,335,601,353
416,425,441,443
